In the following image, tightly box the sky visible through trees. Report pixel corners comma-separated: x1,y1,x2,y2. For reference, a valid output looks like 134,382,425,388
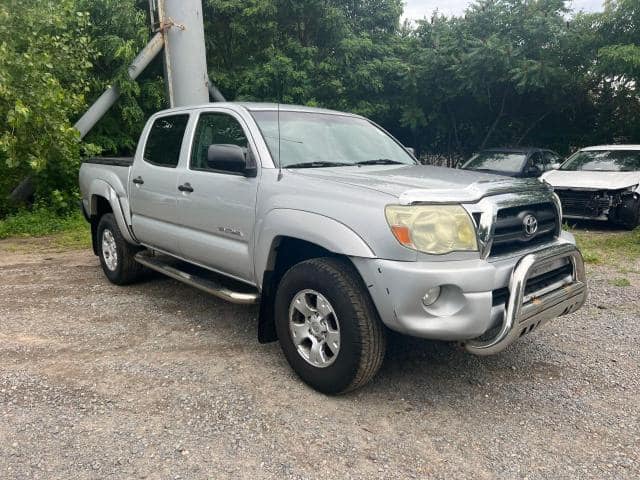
403,0,603,19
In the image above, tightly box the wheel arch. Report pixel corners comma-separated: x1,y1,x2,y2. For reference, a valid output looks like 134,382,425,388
87,180,138,250
255,209,376,343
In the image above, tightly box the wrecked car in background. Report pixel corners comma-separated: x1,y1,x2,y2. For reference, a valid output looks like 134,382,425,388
542,145,640,229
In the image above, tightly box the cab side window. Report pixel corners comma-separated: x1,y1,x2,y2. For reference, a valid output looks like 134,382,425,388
191,113,250,173
143,114,189,168
543,151,561,170
527,152,547,175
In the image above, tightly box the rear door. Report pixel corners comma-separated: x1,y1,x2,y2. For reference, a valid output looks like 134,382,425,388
129,113,190,254
175,109,259,283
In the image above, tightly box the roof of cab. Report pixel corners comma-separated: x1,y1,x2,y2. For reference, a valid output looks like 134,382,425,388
154,102,358,117
581,145,640,151
482,147,549,152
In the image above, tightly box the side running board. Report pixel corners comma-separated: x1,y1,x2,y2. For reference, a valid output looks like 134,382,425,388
134,251,259,305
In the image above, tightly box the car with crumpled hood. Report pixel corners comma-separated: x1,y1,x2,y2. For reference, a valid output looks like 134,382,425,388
541,145,640,229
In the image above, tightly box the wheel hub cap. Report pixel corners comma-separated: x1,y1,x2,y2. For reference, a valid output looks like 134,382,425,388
289,289,340,368
101,229,118,271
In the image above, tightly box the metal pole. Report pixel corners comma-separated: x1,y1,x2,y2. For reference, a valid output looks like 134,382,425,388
74,33,165,139
161,0,210,107
208,83,226,102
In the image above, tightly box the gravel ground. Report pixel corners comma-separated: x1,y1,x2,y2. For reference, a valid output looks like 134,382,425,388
0,239,638,479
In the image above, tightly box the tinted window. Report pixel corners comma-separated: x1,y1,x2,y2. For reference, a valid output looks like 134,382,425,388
529,152,544,170
191,113,249,172
143,115,189,167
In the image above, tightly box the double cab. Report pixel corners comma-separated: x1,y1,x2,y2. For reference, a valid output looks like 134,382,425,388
79,103,588,394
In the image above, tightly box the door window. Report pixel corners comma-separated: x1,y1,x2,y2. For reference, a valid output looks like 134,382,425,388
543,151,561,170
190,112,250,173
527,152,546,175
143,114,189,168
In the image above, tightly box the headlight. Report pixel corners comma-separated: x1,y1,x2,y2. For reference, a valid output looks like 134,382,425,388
385,205,478,255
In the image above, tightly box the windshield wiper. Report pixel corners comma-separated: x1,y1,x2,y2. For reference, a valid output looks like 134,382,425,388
355,159,406,166
284,161,352,169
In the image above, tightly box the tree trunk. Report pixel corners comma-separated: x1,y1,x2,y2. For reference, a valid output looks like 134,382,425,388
479,91,507,150
9,176,34,204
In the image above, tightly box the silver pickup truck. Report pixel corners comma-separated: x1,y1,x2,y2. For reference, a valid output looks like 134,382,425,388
79,102,587,394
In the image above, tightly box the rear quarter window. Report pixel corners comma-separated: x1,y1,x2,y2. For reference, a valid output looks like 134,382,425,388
143,114,189,168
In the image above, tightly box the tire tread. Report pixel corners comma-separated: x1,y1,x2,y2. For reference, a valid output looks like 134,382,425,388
282,257,386,393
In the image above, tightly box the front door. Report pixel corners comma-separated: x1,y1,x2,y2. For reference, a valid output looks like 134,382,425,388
129,113,190,254
176,110,259,284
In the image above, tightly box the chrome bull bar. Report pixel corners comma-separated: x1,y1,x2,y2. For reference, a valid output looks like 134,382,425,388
464,243,587,356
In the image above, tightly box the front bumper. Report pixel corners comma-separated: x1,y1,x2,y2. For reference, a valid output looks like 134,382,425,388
352,241,587,355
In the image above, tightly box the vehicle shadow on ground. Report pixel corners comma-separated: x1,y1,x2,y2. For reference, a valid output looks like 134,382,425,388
131,270,552,400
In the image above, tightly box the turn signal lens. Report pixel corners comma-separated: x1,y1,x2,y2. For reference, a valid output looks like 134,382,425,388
385,204,478,255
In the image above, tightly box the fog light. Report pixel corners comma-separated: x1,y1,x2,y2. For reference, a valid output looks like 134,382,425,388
422,286,441,307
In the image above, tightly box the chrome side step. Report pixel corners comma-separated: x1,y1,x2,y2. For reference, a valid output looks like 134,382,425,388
134,251,259,305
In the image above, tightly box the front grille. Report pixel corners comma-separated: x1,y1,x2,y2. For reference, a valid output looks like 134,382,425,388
489,202,558,257
492,260,574,308
555,189,610,217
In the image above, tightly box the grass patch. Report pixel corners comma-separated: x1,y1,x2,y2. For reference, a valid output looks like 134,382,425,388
572,227,640,269
0,209,90,249
610,277,631,287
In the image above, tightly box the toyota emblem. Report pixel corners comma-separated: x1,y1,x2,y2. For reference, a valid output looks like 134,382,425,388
523,214,538,236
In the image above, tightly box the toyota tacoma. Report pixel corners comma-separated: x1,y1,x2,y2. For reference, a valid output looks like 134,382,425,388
79,103,588,394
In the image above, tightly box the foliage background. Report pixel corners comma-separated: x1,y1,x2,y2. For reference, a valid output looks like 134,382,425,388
0,0,638,216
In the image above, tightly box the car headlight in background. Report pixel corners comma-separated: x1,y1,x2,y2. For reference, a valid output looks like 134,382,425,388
385,205,478,255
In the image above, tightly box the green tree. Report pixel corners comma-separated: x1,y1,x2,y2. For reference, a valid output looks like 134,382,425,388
0,0,96,213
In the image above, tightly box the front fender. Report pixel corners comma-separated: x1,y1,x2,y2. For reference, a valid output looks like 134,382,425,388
88,179,138,245
254,209,375,288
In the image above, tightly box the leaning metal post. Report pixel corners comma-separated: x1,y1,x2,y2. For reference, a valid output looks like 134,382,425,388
73,33,165,139
74,0,211,138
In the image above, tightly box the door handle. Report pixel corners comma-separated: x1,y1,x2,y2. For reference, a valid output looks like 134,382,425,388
132,176,144,185
178,182,194,193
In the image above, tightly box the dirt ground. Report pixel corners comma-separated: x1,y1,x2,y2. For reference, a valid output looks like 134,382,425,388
1,239,638,479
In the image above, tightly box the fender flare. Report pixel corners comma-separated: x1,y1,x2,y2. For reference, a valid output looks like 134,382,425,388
88,179,138,245
253,209,375,288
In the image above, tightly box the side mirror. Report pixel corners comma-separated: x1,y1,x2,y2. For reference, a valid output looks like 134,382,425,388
405,147,416,157
551,162,561,170
207,144,256,177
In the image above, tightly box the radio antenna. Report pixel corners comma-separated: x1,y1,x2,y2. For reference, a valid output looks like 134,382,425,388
277,101,283,180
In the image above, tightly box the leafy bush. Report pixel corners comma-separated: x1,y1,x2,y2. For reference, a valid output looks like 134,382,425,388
0,0,97,214
0,209,86,239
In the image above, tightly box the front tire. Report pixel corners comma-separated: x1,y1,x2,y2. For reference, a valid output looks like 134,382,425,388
274,257,386,394
97,213,143,285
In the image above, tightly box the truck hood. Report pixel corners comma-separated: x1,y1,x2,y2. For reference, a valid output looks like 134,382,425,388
541,170,640,191
292,165,547,203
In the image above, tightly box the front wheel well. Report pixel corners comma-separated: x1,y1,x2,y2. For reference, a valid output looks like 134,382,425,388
258,237,341,343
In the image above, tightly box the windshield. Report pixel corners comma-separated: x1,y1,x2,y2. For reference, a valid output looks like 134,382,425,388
250,110,416,168
561,150,640,172
463,151,528,174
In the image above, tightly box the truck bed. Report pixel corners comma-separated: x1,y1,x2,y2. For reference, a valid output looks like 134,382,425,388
83,157,134,167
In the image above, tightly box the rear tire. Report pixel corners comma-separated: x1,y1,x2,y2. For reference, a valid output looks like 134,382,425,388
97,213,143,285
274,257,386,394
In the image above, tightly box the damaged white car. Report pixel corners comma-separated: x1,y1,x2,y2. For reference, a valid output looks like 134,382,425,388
542,145,640,229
